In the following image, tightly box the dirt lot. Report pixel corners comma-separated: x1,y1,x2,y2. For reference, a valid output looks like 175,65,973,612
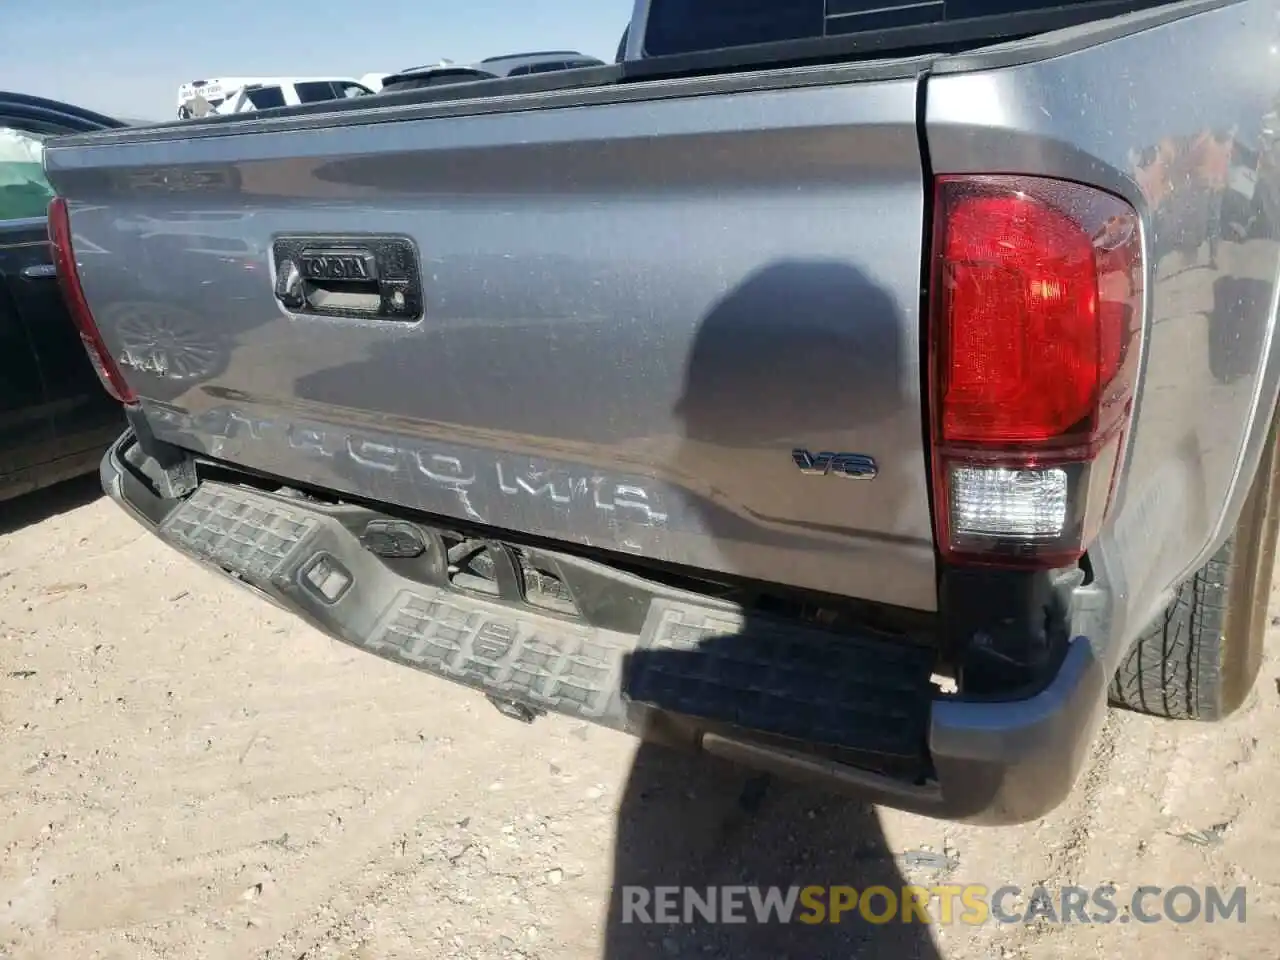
2,476,1280,959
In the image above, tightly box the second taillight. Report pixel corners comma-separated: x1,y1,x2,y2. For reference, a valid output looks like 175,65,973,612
929,175,1144,568
48,196,136,404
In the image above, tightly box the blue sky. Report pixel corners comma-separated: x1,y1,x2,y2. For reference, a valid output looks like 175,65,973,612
0,0,634,120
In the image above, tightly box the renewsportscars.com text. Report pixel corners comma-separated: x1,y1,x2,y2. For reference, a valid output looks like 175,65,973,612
620,884,1247,926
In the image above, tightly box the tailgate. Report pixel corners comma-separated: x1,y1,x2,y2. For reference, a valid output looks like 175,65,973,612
44,73,937,611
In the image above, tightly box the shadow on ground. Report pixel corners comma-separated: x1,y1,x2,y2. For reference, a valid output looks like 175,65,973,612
602,744,941,958
0,473,102,537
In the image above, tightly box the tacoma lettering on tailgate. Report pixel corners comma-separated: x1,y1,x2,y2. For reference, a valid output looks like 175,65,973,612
144,403,672,540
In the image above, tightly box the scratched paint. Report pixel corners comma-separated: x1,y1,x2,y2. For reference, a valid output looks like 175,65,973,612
143,400,673,541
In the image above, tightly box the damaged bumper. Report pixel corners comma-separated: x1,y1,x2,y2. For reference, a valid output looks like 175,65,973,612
102,429,1108,825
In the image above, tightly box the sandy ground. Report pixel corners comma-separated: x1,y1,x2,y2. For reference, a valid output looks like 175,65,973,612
0,475,1279,960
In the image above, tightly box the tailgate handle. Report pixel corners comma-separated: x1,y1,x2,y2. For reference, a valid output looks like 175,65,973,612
272,235,423,322
279,256,381,312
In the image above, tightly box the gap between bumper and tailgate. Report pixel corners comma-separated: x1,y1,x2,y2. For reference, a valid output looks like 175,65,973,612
117,464,936,767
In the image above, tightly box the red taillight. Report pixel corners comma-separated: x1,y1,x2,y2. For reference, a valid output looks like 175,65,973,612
929,175,1143,568
48,196,136,404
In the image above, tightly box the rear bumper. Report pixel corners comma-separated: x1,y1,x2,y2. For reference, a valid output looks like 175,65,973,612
102,430,1108,825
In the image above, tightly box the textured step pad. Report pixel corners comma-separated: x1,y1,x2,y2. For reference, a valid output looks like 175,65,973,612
627,601,934,757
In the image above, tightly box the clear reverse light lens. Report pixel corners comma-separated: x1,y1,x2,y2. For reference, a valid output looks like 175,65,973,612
950,466,1068,538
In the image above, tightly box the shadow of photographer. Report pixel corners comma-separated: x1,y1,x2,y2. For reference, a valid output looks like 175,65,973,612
603,743,942,958
602,257,941,958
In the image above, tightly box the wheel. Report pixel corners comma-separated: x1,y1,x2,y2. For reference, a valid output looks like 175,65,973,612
1110,406,1280,719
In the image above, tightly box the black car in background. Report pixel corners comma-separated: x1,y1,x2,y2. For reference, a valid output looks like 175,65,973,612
379,51,605,94
0,92,124,502
475,50,604,75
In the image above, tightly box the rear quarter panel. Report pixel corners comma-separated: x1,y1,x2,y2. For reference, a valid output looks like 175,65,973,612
927,0,1280,661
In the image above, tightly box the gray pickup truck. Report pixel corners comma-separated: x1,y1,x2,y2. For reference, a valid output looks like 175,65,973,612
40,0,1280,824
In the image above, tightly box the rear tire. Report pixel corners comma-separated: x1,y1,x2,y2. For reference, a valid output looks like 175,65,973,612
1109,541,1233,719
1110,407,1280,720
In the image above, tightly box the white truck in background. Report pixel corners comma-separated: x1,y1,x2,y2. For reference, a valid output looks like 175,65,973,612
176,77,372,118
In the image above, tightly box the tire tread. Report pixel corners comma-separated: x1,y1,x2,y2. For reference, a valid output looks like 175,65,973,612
1108,539,1230,721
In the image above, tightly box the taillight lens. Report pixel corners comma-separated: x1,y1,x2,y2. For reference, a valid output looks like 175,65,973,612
929,175,1143,568
48,196,136,404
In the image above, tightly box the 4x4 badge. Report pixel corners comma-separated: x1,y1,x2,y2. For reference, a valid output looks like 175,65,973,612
791,449,878,480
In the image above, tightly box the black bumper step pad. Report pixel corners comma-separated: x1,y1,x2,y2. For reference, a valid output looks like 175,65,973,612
628,601,935,758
